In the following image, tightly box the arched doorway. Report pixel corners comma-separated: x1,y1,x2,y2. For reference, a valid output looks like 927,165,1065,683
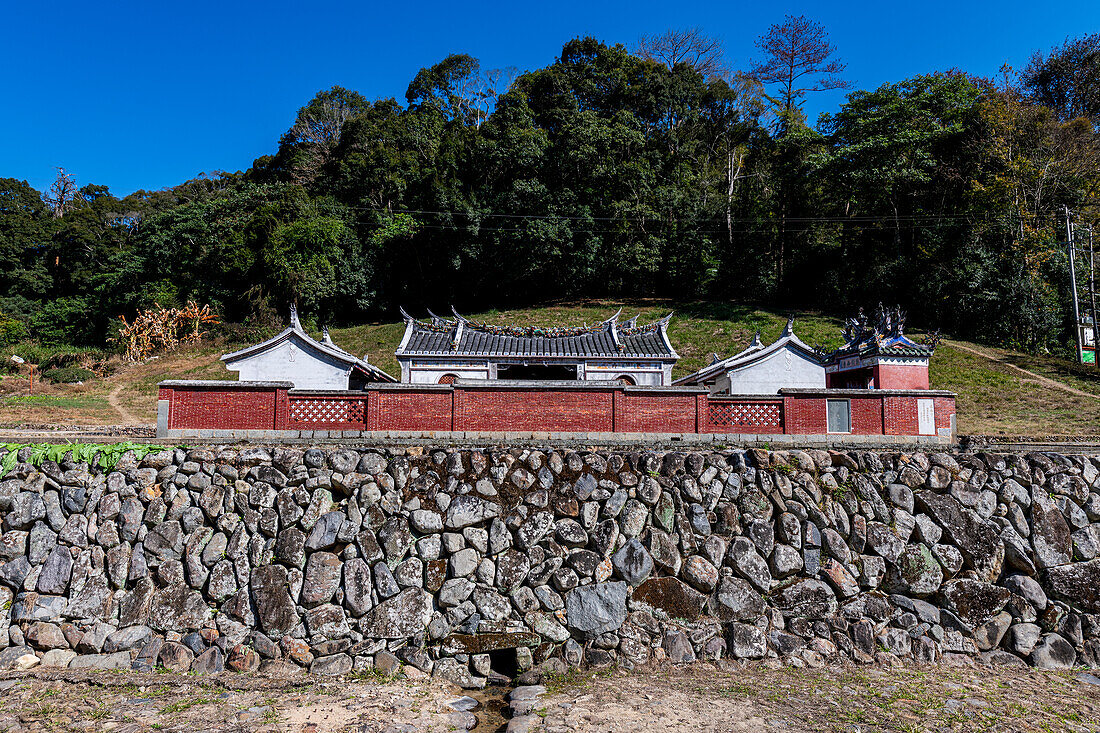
616,375,636,386
438,374,458,384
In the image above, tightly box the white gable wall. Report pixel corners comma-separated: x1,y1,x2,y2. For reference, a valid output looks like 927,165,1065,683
226,337,353,390
713,346,825,395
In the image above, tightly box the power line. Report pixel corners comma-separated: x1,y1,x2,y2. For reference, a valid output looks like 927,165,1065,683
337,204,1059,225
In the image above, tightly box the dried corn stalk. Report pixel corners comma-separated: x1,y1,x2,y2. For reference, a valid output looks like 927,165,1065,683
114,302,220,362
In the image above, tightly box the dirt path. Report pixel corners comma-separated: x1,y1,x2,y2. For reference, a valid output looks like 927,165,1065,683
1,661,1100,732
107,383,140,425
945,339,1100,400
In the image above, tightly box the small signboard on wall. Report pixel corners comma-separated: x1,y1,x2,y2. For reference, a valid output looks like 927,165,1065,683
1082,326,1096,364
917,398,935,435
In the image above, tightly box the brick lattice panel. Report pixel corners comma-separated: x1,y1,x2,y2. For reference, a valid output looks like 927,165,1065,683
289,398,366,428
708,401,782,431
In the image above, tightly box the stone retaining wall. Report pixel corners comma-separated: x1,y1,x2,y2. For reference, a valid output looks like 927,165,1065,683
1,445,1099,682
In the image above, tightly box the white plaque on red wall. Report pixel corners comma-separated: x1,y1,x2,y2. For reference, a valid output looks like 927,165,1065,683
917,398,935,435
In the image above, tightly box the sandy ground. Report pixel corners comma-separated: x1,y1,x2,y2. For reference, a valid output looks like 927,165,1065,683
1,661,1100,732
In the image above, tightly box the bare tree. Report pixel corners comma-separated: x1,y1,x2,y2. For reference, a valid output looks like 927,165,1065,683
44,167,78,218
281,86,369,184
637,28,728,79
460,66,519,128
748,15,851,129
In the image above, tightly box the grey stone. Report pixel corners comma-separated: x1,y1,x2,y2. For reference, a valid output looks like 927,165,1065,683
1031,633,1076,669
68,651,132,670
884,544,943,597
725,623,767,658
1031,491,1074,569
445,495,500,529
36,546,72,595
727,537,772,593
1006,623,1041,656
771,578,838,620
611,539,653,586
343,557,372,617
565,581,628,638
940,579,1011,629
305,511,344,551
1002,574,1047,611
915,492,1004,582
365,588,433,638
302,552,342,606
250,564,299,637
148,583,211,632
714,577,764,621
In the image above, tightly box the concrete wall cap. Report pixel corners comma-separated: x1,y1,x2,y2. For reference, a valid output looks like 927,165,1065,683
158,379,293,389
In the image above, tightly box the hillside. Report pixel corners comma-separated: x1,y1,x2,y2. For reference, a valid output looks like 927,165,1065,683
1,300,1098,438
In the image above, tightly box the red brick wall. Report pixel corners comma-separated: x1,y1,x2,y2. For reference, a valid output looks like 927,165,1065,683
618,392,698,433
371,390,454,431
934,396,955,433
168,387,277,430
850,396,884,435
458,389,614,432
875,363,930,390
783,395,827,434
883,396,918,436
161,382,956,438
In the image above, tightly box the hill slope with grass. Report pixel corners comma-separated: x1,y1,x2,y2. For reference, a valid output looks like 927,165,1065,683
2,300,1099,438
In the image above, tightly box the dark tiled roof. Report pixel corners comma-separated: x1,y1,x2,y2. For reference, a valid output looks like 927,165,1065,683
399,323,674,358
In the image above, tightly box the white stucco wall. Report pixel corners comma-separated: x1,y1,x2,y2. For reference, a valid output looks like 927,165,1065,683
226,338,352,390
715,347,824,395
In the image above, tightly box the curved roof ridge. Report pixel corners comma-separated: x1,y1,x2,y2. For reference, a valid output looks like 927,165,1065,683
673,322,819,385
223,310,396,382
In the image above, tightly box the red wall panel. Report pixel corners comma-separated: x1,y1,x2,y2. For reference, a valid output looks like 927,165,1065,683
169,388,277,430
372,391,454,431
783,396,827,434
875,364,930,390
618,392,697,433
850,397,884,435
458,389,614,432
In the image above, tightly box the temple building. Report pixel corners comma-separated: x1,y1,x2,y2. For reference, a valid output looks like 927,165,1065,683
822,305,935,389
221,306,396,390
394,308,679,385
673,319,825,394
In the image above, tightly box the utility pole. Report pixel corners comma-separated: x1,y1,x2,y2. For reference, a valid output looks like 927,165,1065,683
1091,225,1100,368
1067,205,1084,363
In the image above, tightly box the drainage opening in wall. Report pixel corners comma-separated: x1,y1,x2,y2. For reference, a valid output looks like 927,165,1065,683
487,648,521,678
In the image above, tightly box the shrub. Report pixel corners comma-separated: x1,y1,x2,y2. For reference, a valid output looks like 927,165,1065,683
41,366,95,384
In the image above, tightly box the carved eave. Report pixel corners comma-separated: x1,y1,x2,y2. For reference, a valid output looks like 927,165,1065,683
607,308,622,350
657,313,678,360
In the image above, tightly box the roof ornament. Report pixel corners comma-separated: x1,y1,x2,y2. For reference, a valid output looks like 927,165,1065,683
289,303,302,331
398,306,414,324
321,326,334,346
710,352,721,364
624,314,640,329
607,307,623,349
781,318,794,338
749,331,763,348
427,308,453,326
450,306,469,324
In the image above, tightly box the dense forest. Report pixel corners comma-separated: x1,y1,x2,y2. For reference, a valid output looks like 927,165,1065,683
2,18,1099,355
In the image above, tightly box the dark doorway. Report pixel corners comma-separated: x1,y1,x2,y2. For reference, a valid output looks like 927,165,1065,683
497,363,577,380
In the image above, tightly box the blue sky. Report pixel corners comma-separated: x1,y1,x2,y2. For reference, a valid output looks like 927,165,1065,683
3,0,1097,196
